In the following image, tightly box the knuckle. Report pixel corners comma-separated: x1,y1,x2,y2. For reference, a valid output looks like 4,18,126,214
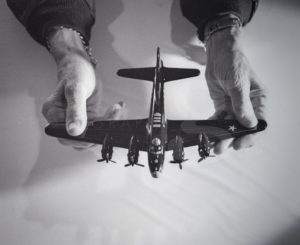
42,99,53,117
233,103,246,116
205,68,215,82
65,84,77,100
42,103,49,117
65,82,85,105
58,138,71,146
224,71,246,91
233,144,242,150
223,58,250,89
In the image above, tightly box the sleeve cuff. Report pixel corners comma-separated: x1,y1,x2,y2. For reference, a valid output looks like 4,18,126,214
25,1,95,47
203,14,242,44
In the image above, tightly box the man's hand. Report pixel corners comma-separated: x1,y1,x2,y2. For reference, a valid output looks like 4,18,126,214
42,28,124,149
205,27,267,154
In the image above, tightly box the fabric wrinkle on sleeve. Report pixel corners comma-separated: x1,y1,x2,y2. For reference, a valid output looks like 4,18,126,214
7,0,95,47
180,0,259,42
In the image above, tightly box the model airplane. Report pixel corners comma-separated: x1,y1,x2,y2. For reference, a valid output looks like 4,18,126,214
45,48,267,178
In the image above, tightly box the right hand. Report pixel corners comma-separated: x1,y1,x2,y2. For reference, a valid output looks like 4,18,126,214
42,28,124,150
205,27,267,154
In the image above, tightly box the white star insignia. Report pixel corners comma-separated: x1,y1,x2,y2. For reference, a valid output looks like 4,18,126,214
228,125,237,132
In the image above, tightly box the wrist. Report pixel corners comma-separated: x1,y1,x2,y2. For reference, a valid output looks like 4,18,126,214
47,27,96,65
205,26,243,60
207,26,241,47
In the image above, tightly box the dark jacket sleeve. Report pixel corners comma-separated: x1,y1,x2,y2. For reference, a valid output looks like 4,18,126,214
180,0,259,42
7,0,95,47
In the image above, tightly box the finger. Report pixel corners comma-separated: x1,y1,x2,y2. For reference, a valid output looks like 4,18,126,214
42,82,66,122
213,138,233,155
232,134,255,150
103,101,126,120
86,86,103,120
250,72,267,120
205,70,231,114
65,82,88,136
44,106,66,122
58,138,95,148
228,83,258,128
73,144,98,151
208,111,229,120
42,100,53,122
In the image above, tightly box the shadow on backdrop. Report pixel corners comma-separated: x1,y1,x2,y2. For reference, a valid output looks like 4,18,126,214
170,0,206,66
266,222,300,245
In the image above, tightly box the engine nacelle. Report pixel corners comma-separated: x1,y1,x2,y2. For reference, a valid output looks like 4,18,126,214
172,136,185,163
101,134,114,161
127,136,140,164
198,133,210,159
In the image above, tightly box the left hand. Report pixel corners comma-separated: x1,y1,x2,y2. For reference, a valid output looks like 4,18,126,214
42,28,125,150
205,27,267,154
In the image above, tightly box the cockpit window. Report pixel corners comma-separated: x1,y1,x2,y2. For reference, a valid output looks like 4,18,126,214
152,138,161,146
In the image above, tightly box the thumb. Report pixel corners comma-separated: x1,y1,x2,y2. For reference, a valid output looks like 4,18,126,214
229,85,258,128
65,83,88,136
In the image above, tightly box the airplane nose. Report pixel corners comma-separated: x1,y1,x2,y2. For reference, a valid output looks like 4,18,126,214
151,171,160,178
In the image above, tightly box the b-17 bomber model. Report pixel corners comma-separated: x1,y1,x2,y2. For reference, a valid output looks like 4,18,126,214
45,48,267,178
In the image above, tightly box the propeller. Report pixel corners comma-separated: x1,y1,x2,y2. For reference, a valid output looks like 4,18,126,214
170,159,188,170
124,162,144,167
170,159,188,164
198,155,215,163
198,157,204,163
97,159,116,164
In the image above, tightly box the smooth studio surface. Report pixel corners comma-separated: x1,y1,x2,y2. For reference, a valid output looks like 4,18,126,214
0,1,300,245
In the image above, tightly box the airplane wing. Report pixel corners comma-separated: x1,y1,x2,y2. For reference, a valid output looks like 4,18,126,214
166,119,267,150
117,68,155,81
45,119,149,151
163,67,200,82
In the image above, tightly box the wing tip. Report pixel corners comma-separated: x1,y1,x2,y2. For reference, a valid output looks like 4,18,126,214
116,69,122,77
44,123,54,136
257,119,268,131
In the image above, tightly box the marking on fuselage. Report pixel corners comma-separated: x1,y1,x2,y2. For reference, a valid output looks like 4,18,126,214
228,125,237,132
153,112,162,128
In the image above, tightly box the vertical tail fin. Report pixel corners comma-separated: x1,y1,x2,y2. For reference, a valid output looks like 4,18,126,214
156,47,161,69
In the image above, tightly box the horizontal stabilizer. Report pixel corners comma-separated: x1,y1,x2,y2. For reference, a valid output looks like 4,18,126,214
117,68,155,81
163,67,200,82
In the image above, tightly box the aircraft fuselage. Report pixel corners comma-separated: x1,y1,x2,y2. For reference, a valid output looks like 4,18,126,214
147,51,167,178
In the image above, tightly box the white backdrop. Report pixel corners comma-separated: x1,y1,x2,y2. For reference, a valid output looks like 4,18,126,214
0,1,300,245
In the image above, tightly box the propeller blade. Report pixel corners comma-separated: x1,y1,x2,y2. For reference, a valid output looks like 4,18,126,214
198,158,204,163
98,159,116,164
170,159,188,164
124,163,131,167
179,163,182,170
135,163,145,167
